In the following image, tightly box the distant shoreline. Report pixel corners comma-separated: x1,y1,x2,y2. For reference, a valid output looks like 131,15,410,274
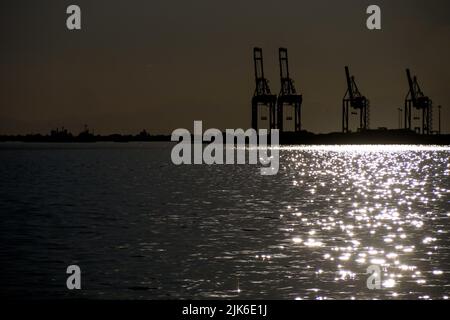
1,129,449,145
278,130,450,145
0,134,172,143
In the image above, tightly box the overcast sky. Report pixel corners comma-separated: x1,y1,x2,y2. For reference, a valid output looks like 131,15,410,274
1,0,449,134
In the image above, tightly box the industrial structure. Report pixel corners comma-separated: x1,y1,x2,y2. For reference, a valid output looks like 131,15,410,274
404,69,433,134
251,48,277,131
437,105,442,135
342,66,370,133
276,48,302,132
250,49,443,136
251,47,302,132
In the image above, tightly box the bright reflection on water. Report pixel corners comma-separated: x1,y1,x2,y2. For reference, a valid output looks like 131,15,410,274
273,144,449,300
0,143,449,299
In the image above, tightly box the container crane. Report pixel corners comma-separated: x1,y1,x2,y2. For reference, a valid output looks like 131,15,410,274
276,48,302,132
342,66,370,133
251,47,277,131
404,69,432,134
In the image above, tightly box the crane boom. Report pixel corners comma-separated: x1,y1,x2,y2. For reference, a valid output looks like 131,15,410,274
406,69,417,103
345,66,354,101
253,48,271,96
279,48,296,95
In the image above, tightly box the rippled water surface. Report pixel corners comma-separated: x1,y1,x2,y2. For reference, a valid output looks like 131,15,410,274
0,143,449,299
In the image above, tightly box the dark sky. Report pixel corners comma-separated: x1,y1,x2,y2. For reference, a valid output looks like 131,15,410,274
1,0,449,134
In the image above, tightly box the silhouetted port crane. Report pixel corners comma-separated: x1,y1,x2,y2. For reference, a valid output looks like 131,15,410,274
404,69,433,134
251,47,277,131
277,48,302,132
342,66,370,133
